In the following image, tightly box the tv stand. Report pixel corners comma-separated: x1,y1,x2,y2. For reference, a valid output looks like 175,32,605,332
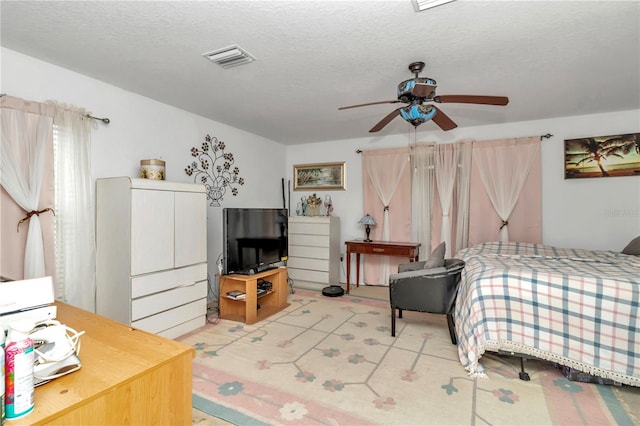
219,267,289,324
234,265,278,276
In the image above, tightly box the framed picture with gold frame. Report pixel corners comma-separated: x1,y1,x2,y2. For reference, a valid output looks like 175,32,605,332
293,162,346,191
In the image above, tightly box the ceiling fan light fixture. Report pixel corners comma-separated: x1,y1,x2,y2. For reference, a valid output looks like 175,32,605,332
400,104,436,127
412,0,456,12
398,78,437,100
202,45,255,69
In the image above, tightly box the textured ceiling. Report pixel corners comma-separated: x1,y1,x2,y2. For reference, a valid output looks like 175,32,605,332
1,1,639,145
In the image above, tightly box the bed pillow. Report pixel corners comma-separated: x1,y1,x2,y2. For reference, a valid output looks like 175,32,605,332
621,236,640,255
424,242,446,268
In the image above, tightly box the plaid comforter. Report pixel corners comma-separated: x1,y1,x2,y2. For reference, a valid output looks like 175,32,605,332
454,242,640,386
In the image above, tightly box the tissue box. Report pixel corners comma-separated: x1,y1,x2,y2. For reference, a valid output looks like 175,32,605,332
0,276,54,314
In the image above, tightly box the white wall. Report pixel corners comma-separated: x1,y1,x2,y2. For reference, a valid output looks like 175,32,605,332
1,47,287,278
3,47,638,288
287,109,640,277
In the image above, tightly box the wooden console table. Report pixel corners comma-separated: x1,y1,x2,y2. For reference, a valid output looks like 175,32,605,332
345,240,420,293
10,302,194,425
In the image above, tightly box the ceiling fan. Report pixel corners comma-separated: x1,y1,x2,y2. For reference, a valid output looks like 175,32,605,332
339,61,509,132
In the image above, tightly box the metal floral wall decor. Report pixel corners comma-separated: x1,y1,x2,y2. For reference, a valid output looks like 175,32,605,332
185,134,244,206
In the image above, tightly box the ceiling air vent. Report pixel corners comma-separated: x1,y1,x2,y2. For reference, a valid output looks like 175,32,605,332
412,0,456,12
202,45,255,69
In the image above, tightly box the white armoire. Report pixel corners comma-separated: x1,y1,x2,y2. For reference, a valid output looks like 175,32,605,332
96,177,208,339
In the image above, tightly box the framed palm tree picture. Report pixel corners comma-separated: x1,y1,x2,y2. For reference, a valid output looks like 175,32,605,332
564,133,640,179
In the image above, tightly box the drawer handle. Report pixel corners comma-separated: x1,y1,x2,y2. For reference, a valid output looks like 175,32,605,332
177,281,198,288
372,248,385,253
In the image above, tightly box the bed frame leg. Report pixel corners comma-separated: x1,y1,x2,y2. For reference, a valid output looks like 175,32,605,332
519,357,531,381
498,350,532,381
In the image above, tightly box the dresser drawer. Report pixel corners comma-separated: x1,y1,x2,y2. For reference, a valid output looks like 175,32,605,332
288,267,329,283
287,257,329,272
288,245,329,260
157,316,206,340
132,279,207,321
131,263,207,298
132,298,206,335
289,234,329,247
289,222,329,236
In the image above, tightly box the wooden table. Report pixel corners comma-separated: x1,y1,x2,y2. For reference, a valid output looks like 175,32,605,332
9,302,194,425
345,240,421,293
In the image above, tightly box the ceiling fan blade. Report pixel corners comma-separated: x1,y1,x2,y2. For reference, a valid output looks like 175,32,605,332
431,106,457,131
434,95,509,106
369,108,401,133
411,82,436,98
339,100,402,110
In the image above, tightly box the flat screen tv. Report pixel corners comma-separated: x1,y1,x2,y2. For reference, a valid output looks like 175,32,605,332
222,208,288,275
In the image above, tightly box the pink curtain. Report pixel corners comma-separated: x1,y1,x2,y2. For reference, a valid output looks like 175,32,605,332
362,147,411,285
468,137,542,246
430,138,541,255
0,96,56,281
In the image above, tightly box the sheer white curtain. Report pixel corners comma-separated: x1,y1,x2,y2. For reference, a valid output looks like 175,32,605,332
363,151,409,241
49,102,96,311
473,137,540,241
434,144,459,258
410,143,435,260
363,150,409,283
0,97,54,278
454,140,473,254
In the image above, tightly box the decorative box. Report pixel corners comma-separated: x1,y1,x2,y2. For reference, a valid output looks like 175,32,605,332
140,159,165,180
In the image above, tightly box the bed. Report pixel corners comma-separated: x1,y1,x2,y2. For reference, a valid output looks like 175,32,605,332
454,241,640,386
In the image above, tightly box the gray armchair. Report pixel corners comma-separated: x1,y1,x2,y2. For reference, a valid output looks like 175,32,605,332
389,258,465,344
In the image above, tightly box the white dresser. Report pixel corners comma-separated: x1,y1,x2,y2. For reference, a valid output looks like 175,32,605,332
96,177,208,339
287,216,340,290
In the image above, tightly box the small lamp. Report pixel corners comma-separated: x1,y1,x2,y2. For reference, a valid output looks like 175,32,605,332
358,214,376,242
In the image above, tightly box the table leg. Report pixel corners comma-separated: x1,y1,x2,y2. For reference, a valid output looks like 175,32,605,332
346,251,351,294
355,253,360,288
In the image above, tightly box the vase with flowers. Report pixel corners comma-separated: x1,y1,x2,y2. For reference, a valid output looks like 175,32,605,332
305,193,322,216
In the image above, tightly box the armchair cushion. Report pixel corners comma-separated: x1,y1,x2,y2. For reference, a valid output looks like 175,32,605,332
397,260,427,273
424,241,446,268
444,258,465,272
396,257,464,276
389,267,448,283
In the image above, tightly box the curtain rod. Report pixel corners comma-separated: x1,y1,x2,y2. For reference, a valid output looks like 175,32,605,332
0,93,110,124
355,133,554,153
86,114,110,124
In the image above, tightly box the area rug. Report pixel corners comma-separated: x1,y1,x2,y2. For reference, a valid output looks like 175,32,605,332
178,290,639,425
